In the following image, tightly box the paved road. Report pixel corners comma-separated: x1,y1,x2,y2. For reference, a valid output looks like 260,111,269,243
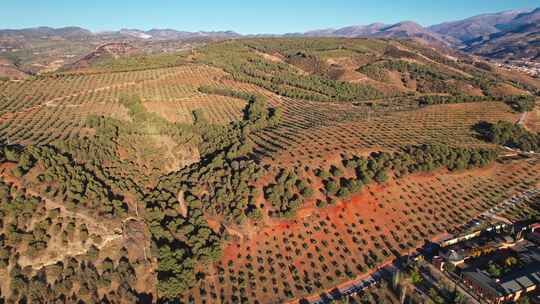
303,262,398,304
298,189,540,304
455,189,540,234
479,189,540,223
423,263,481,304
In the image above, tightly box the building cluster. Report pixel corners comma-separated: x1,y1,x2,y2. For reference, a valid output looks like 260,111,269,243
494,60,540,77
0,46,20,53
433,223,540,304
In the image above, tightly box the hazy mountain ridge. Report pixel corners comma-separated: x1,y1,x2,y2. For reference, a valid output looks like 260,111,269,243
0,27,240,76
0,26,93,39
464,21,540,61
0,27,242,41
1,7,537,47
1,5,539,78
296,7,540,61
1,7,537,43
372,21,458,45
428,9,532,41
303,23,387,37
456,8,540,62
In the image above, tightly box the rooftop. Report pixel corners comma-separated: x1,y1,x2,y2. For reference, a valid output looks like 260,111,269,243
464,269,504,297
500,261,540,294
463,243,540,297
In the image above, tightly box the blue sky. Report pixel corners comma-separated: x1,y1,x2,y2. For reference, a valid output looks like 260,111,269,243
1,0,538,34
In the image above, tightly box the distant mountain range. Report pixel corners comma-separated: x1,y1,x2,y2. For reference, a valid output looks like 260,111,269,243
0,26,242,41
0,26,242,76
118,28,242,40
291,7,540,62
0,26,94,40
428,8,533,41
0,6,539,67
456,8,540,61
292,21,458,47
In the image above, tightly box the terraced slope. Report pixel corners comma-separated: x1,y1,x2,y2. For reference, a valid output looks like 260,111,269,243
0,38,538,304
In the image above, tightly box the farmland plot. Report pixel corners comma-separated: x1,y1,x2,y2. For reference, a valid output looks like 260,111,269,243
251,101,520,167
180,158,540,304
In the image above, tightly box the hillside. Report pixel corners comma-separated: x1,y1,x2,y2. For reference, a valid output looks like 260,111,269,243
373,22,456,46
0,58,27,80
296,21,456,46
295,7,540,62
61,42,139,70
0,26,93,40
304,23,386,37
428,9,532,41
0,37,538,303
465,22,540,62
0,27,237,75
1,6,539,78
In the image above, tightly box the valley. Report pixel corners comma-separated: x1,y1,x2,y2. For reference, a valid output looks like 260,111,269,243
0,36,538,303
0,3,539,303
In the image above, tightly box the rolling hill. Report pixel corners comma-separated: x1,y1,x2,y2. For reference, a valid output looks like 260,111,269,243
0,36,539,303
1,2,540,302
0,27,239,75
0,57,27,80
2,6,539,78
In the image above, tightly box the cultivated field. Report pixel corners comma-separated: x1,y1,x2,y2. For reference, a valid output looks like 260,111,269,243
0,37,538,304
181,158,540,303
0,65,251,145
251,100,519,167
